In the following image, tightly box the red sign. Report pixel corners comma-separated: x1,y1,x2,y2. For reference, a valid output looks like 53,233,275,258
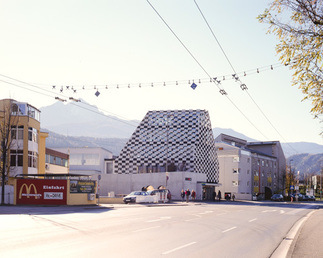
16,179,67,205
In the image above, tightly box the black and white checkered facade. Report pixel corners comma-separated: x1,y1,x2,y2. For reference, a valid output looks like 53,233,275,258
114,110,219,183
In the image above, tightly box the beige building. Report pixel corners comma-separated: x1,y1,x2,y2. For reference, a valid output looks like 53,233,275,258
215,134,286,200
1,99,96,205
0,99,43,182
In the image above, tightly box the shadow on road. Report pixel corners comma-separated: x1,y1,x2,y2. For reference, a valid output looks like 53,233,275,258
0,204,113,215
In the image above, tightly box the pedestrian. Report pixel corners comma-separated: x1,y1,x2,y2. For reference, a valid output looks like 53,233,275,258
191,190,196,201
218,190,221,202
212,191,216,201
180,189,185,202
232,194,235,201
185,188,191,202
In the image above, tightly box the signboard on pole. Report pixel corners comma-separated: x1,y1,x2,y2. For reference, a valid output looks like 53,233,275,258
70,180,95,194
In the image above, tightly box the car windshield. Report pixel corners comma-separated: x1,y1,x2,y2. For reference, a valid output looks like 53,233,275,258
129,191,146,196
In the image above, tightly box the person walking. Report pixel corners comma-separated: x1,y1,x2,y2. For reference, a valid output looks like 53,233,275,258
232,194,235,201
185,188,191,203
191,190,196,201
218,190,221,202
180,189,185,202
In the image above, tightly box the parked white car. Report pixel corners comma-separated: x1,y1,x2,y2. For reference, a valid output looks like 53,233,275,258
123,191,157,204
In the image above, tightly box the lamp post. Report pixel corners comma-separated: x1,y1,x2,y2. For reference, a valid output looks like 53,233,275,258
165,113,172,188
289,159,293,196
320,166,322,201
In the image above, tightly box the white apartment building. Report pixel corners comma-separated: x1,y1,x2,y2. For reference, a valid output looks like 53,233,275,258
215,134,285,200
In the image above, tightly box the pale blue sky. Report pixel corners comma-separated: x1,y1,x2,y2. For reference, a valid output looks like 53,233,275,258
1,0,322,145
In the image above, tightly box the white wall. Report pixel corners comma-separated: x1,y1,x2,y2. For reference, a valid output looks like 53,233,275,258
0,185,14,204
98,172,207,201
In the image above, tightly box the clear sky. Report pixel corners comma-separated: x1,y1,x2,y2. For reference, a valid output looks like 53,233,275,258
0,0,322,145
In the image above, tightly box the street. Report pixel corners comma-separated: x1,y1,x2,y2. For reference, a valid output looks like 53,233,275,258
0,202,317,258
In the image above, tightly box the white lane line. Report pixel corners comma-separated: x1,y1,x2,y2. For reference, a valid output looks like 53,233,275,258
262,210,277,213
248,218,257,223
133,226,161,233
280,210,285,214
147,216,171,223
162,242,197,255
185,218,198,222
222,226,237,233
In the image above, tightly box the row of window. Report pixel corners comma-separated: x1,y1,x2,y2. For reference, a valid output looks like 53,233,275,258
69,154,100,166
232,180,277,188
254,159,277,168
11,103,40,121
46,154,68,167
11,126,38,143
10,150,38,168
253,170,277,178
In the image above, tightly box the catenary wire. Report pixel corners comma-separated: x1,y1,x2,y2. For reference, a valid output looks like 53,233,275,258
0,78,139,129
193,0,299,153
147,0,269,140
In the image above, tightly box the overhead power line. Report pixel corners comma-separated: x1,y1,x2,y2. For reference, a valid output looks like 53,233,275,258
193,0,299,153
146,0,269,140
0,77,139,129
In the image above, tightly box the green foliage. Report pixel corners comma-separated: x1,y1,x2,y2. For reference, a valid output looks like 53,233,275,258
258,0,323,134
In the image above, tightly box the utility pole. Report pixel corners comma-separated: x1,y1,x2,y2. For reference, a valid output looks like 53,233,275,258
320,166,322,201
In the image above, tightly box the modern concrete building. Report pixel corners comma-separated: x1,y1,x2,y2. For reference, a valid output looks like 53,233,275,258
100,110,220,200
215,134,286,200
53,147,113,176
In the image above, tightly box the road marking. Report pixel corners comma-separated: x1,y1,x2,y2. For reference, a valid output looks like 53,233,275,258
162,242,196,255
147,216,171,223
199,211,213,215
280,210,285,214
248,218,257,222
185,218,198,222
262,210,277,213
133,226,161,233
222,226,237,233
216,213,227,216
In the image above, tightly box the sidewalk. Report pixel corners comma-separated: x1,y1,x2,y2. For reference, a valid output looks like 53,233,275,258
287,208,323,258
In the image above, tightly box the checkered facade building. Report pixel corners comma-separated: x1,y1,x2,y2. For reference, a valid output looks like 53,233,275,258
114,110,219,183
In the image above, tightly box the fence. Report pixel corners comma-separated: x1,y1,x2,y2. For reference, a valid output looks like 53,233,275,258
0,185,14,205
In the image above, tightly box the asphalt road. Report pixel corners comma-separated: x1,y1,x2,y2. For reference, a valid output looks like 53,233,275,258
0,202,316,258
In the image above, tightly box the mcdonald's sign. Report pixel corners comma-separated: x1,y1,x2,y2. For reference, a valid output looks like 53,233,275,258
18,183,41,199
16,179,67,205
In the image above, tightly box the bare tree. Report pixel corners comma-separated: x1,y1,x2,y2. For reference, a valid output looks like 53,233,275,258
0,100,18,205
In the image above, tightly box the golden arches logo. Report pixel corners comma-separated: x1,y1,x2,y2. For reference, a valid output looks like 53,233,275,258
19,183,40,199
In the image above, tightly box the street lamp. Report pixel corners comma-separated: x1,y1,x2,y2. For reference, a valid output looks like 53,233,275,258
289,159,293,196
165,113,173,188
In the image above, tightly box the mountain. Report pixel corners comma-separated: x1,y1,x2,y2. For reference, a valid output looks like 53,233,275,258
40,100,138,138
287,153,323,176
43,130,128,155
282,142,323,157
212,128,257,142
40,101,323,157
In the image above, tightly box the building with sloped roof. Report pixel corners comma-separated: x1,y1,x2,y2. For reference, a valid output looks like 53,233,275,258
100,110,220,200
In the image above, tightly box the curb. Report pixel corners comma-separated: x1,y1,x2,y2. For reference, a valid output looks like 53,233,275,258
270,210,316,258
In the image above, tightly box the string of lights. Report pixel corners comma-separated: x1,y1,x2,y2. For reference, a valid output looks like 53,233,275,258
0,76,139,128
46,62,285,95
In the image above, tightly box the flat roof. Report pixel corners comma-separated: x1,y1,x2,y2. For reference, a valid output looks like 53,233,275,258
14,173,91,179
